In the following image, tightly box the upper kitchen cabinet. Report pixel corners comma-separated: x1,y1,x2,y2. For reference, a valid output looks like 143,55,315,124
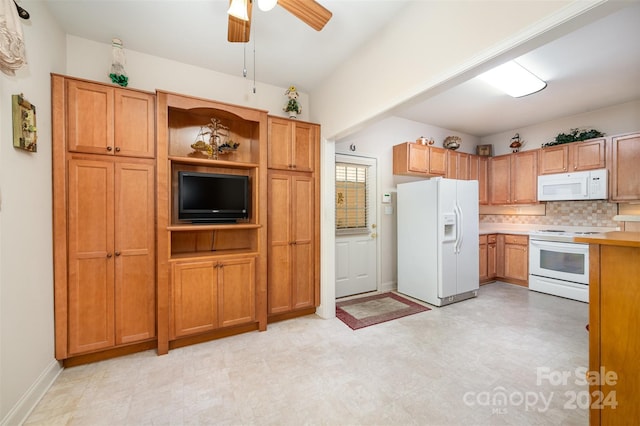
539,138,605,175
393,142,447,177
446,151,470,180
267,116,319,172
469,155,489,205
610,132,640,201
489,150,538,205
66,79,155,158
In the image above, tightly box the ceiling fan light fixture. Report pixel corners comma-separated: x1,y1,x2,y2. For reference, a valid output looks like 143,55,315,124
479,61,547,98
257,0,278,12
228,0,249,21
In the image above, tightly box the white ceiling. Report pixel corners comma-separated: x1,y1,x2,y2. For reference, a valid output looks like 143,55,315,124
395,2,640,137
43,0,640,138
43,0,410,92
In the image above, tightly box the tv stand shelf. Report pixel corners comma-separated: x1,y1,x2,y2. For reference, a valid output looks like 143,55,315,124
168,223,261,231
168,156,259,169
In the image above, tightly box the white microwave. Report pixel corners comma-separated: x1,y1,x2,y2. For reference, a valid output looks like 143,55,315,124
537,169,608,201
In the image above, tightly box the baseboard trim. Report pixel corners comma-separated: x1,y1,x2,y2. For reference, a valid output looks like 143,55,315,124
0,359,63,426
380,281,397,293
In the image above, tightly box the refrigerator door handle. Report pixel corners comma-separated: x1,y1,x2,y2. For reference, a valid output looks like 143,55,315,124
454,204,462,254
457,203,464,253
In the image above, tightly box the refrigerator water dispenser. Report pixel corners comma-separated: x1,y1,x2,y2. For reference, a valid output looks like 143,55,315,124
442,213,456,242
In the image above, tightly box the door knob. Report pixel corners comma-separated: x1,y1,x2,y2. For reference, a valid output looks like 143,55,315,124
371,233,377,239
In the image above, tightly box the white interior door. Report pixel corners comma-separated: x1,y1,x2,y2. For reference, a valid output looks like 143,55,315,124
335,154,378,298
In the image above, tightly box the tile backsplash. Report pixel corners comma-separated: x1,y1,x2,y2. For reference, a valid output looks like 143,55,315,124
480,200,618,227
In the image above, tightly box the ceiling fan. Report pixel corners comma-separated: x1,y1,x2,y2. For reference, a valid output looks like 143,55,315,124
227,0,332,43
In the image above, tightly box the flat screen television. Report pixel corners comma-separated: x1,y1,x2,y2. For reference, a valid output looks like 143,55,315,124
178,171,249,223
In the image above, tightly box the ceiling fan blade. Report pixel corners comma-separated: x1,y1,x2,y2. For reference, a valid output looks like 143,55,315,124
227,0,253,43
278,0,332,31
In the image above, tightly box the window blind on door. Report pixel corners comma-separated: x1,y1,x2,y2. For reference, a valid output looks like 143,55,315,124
335,162,369,232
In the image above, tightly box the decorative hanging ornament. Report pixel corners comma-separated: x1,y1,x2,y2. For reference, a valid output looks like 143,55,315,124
0,0,27,75
109,37,128,87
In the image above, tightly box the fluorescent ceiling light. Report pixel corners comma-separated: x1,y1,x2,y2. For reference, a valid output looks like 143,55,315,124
258,0,278,12
479,61,547,98
228,0,249,21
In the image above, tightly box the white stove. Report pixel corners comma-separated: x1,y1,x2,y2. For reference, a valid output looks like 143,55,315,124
529,229,603,243
528,229,596,302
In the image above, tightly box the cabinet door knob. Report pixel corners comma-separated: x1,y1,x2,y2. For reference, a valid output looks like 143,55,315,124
106,252,113,258
106,146,113,152
115,147,121,152
115,251,121,256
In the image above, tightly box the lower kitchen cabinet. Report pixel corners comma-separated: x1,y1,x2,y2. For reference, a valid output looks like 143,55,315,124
171,256,255,338
488,238,497,279
479,236,488,282
479,234,497,284
498,234,529,286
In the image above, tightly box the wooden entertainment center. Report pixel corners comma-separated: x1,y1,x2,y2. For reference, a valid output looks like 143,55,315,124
52,74,320,364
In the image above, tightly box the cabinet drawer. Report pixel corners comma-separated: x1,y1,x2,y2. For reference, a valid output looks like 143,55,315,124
504,234,528,245
487,234,497,244
479,235,487,244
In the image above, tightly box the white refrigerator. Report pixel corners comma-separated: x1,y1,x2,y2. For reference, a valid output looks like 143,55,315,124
397,178,479,306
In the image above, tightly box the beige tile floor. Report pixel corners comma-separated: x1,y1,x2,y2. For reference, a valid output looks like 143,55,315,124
25,282,589,425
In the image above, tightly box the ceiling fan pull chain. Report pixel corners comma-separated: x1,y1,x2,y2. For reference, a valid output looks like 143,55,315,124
243,42,247,78
253,13,256,93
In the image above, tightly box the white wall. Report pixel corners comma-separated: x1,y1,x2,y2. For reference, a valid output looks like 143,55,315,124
65,36,308,121
481,99,640,155
334,118,479,291
0,2,66,424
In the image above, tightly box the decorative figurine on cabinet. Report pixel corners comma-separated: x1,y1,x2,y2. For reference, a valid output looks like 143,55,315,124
510,133,523,153
283,85,302,119
109,38,128,87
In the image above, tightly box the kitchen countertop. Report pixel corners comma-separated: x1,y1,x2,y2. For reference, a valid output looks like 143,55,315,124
613,215,640,222
479,224,618,236
574,231,640,247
